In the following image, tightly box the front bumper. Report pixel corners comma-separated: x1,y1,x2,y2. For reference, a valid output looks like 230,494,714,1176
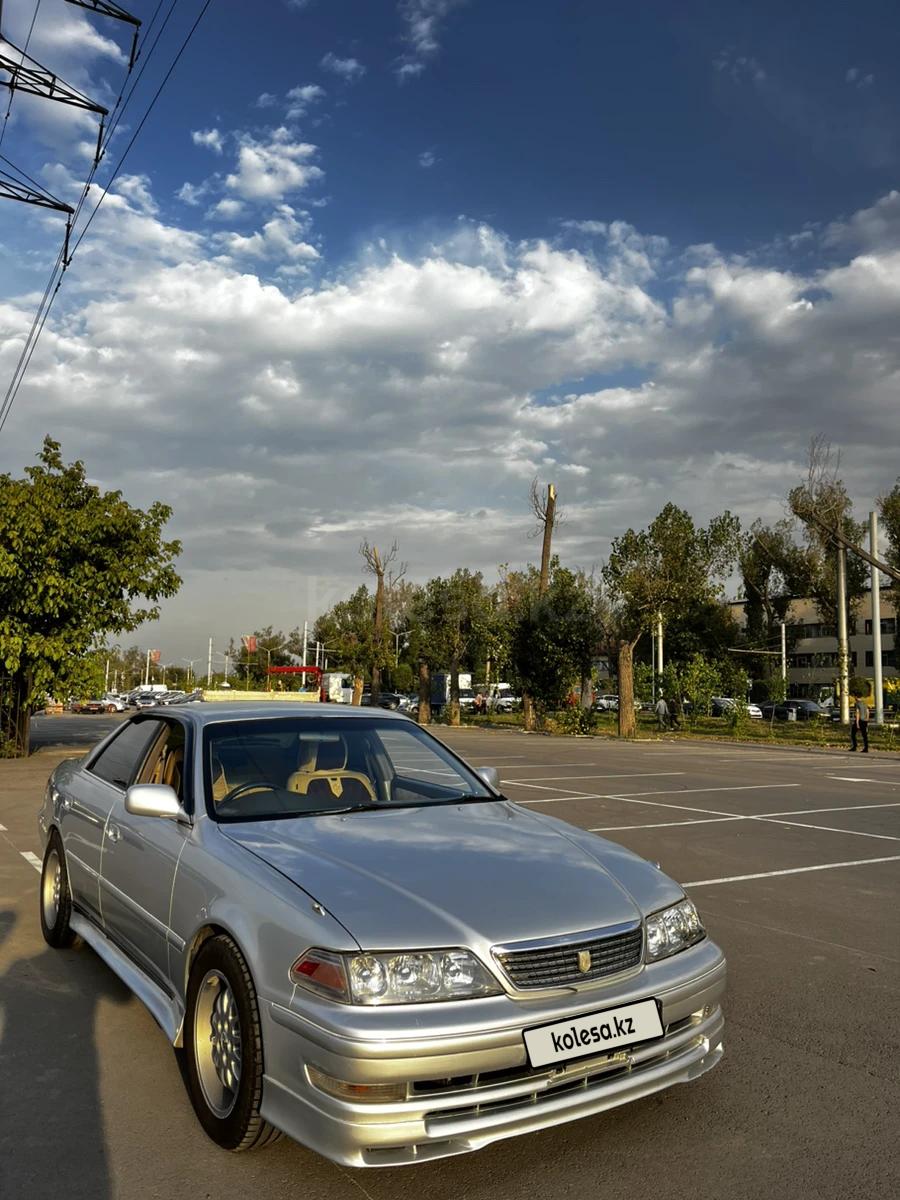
259,940,726,1167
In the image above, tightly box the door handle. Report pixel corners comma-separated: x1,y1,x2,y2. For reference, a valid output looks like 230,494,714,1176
106,823,122,844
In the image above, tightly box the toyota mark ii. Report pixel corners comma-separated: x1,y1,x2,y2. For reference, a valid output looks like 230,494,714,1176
38,703,725,1166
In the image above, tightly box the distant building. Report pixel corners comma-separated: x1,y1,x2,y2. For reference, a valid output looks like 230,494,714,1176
729,586,897,699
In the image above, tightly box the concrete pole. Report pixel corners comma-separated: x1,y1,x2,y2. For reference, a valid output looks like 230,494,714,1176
837,546,850,724
104,658,110,692
302,620,308,667
656,614,664,687
870,511,884,724
144,648,151,687
780,621,787,688
207,637,213,686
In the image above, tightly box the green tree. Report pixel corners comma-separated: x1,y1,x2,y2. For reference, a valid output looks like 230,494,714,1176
680,654,721,722
602,504,739,737
0,438,181,755
313,586,376,703
879,480,900,572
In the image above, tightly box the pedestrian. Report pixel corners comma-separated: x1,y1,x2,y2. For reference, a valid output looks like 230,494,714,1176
850,693,870,753
474,692,485,716
668,697,681,730
654,696,670,730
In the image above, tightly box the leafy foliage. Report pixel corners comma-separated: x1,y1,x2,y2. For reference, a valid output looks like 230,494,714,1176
0,438,181,754
879,480,900,572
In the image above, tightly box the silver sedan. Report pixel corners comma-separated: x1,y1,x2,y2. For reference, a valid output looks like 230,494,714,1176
38,703,725,1166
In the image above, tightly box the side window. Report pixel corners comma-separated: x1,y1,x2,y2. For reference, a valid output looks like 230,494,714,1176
137,721,187,803
89,720,164,790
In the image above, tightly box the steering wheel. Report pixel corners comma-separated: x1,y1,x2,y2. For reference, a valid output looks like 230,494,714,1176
216,781,281,811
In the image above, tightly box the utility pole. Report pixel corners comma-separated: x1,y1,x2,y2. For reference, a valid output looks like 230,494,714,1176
144,648,151,686
207,637,213,686
655,614,664,690
780,620,787,687
836,545,850,724
870,511,884,725
104,658,110,692
302,620,308,667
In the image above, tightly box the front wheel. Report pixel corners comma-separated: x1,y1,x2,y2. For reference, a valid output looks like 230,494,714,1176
40,832,77,948
184,935,282,1152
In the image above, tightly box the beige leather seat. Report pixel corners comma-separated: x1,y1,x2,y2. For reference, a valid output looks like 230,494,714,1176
162,746,184,798
285,736,375,803
210,751,229,803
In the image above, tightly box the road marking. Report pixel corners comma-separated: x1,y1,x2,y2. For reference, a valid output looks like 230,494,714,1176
589,800,900,833
827,776,881,783
0,823,6,831
684,855,900,888
519,783,800,811
759,818,900,843
612,783,803,798
508,772,687,783
20,851,42,872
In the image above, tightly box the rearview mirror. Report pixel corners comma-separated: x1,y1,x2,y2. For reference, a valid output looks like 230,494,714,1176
125,783,183,820
477,766,500,791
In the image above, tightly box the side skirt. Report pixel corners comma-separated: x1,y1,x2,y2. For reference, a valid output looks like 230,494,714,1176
70,913,185,1046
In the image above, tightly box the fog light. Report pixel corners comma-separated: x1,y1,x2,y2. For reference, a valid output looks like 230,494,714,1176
307,1065,407,1103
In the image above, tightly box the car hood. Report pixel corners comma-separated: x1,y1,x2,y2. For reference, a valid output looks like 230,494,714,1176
222,802,661,953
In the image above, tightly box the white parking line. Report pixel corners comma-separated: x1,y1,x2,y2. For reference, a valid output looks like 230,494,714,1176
827,776,884,783
760,818,900,843
589,800,900,833
518,783,800,810
20,851,42,872
0,823,6,831
507,772,687,783
684,855,900,888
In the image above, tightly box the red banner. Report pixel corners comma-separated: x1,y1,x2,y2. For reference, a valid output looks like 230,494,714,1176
242,635,258,653
150,649,161,663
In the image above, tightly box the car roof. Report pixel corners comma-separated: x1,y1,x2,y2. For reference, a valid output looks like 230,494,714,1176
158,702,411,728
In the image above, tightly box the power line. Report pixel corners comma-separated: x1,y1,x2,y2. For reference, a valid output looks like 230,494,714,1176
0,0,42,152
0,0,214,434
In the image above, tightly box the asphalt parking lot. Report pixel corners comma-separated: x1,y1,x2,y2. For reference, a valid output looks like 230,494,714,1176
1,719,898,1199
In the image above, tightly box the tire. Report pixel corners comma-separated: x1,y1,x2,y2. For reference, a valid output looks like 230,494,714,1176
40,831,77,948
184,935,282,1152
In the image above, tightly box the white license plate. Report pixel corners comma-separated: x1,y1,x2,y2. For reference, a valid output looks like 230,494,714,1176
523,998,663,1068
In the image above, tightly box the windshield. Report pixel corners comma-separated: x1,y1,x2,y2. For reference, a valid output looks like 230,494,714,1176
203,716,495,822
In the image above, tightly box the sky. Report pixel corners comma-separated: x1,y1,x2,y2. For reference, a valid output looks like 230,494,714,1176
1,0,899,662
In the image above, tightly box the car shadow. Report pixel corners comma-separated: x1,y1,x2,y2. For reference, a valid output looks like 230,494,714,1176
0,909,130,1199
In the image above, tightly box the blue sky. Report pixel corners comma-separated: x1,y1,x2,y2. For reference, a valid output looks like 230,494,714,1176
1,0,899,657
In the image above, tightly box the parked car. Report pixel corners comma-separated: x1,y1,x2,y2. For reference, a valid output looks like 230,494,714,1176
39,704,725,1166
360,691,404,710
70,698,114,714
760,699,828,721
711,697,763,719
594,694,619,711
135,694,160,709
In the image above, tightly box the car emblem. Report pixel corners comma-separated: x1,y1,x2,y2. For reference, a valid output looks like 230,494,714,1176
577,950,592,974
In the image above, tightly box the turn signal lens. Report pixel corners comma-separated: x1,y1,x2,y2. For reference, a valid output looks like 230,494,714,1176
306,1065,407,1103
290,949,349,1000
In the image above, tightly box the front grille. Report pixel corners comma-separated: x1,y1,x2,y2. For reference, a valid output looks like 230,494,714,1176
494,923,643,990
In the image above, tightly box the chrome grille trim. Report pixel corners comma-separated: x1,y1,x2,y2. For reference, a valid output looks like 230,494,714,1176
493,922,643,990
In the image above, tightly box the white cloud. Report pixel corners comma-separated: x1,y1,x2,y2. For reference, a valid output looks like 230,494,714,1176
208,198,246,220
418,149,437,168
846,67,875,88
713,50,766,85
256,92,278,108
396,0,468,80
286,83,326,119
217,206,319,266
177,181,206,206
3,181,900,656
192,128,224,154
320,52,366,82
225,128,323,201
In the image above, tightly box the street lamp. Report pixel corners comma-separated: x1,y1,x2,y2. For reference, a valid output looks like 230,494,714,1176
181,658,199,685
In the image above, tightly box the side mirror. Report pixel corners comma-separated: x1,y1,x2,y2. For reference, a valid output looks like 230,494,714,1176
125,783,183,820
477,766,500,791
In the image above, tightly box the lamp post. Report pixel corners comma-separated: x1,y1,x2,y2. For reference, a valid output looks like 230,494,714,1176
181,658,199,686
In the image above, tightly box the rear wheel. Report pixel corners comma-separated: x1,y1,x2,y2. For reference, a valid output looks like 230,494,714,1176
184,935,282,1151
40,832,76,948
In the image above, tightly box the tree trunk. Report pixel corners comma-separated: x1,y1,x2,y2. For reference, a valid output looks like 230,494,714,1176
449,659,461,727
539,483,556,593
617,643,637,738
417,660,432,725
352,676,364,706
372,561,384,705
522,693,535,731
1,670,32,757
579,670,593,709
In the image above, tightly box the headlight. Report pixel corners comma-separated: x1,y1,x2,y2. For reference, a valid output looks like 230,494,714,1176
645,899,705,961
291,947,501,1004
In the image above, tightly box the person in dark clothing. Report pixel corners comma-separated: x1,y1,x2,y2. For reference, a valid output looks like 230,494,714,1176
850,694,870,752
